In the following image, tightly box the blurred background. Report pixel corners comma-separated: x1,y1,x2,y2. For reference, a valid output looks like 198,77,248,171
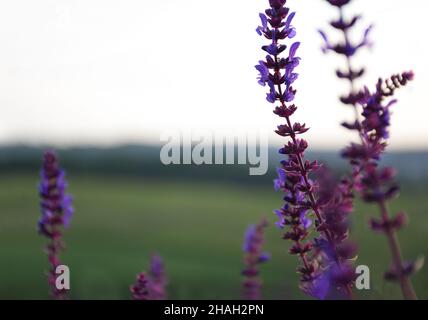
0,0,427,299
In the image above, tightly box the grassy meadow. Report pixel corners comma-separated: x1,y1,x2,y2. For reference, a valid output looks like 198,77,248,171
0,173,427,300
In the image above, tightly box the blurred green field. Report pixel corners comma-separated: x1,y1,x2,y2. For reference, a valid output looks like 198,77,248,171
0,173,427,300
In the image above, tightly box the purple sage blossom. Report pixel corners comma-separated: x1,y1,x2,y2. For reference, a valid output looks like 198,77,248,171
308,168,357,299
130,272,150,300
319,1,420,300
341,72,419,300
38,150,74,299
255,0,355,299
131,254,168,300
242,218,270,300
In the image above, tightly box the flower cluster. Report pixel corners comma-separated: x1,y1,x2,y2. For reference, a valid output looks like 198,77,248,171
256,0,355,299
38,150,74,299
309,169,357,299
256,0,319,292
242,218,270,300
342,72,414,186
320,0,419,300
341,72,418,299
130,272,150,300
131,254,168,300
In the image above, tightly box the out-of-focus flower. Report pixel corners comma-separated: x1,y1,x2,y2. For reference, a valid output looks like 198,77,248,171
320,0,419,300
131,272,150,300
305,169,357,299
131,254,168,300
148,254,168,300
38,150,74,299
242,218,270,300
342,72,419,300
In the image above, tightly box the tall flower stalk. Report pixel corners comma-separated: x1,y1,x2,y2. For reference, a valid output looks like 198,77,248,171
342,72,419,300
319,0,419,300
255,0,356,299
38,150,74,299
241,218,270,300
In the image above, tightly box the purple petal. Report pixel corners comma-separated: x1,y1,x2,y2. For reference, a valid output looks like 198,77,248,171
256,13,268,35
258,252,271,263
289,42,300,59
300,211,312,229
62,195,74,228
243,225,256,252
285,12,296,29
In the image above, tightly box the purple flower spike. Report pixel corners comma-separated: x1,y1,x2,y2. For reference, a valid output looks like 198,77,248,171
38,150,74,300
340,72,418,300
130,272,150,300
319,0,420,301
256,0,355,299
242,218,269,300
308,168,358,299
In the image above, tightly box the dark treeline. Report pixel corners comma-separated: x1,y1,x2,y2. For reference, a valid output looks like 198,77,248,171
0,145,427,187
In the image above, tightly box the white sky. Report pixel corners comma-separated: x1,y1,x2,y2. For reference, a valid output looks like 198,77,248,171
0,0,426,150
